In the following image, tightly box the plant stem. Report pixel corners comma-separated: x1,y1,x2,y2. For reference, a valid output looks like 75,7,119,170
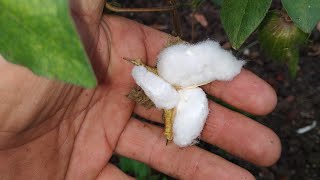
167,0,182,37
105,1,182,37
236,40,259,56
191,10,195,42
105,2,178,13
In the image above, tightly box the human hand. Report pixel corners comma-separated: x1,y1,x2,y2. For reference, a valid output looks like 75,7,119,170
0,0,281,179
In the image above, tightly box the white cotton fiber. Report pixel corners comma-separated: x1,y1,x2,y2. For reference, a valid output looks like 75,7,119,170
173,88,209,147
157,40,246,88
131,66,179,109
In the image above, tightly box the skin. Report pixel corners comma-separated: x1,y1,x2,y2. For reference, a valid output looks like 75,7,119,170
0,0,281,179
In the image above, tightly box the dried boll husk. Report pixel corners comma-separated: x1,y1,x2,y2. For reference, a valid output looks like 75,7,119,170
127,88,155,109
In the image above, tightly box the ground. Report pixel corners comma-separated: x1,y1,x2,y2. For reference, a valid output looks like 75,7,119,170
109,1,320,179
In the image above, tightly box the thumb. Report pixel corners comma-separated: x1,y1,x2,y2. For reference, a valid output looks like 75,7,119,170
69,0,105,42
69,0,105,24
69,0,107,76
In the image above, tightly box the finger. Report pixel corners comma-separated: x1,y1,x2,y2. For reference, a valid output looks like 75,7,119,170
202,101,281,166
134,101,281,166
133,105,163,122
115,118,255,180
140,24,173,67
96,164,134,180
102,15,172,68
69,0,105,24
70,0,107,79
202,69,277,115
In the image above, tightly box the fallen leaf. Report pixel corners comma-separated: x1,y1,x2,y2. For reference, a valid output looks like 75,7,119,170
193,13,208,27
222,41,231,49
150,24,168,31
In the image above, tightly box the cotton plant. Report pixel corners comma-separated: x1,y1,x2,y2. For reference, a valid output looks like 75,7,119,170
129,40,245,147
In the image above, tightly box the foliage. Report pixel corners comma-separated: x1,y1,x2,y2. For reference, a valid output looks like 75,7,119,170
0,0,97,88
190,0,205,10
211,0,223,7
220,0,272,49
282,0,320,33
215,0,319,77
118,156,168,180
219,0,319,49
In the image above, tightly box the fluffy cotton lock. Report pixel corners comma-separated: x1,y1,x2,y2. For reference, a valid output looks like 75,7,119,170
131,40,246,147
173,88,209,147
157,40,246,88
131,66,179,109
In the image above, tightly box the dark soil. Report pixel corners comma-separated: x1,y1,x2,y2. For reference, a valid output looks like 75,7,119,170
108,1,320,179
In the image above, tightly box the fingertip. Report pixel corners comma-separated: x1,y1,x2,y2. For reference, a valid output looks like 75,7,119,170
255,130,282,167
237,70,278,116
252,78,278,116
205,69,278,116
246,127,281,167
241,170,256,180
203,102,281,167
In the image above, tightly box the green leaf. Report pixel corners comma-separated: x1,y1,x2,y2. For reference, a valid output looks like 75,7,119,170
220,0,272,49
0,0,97,88
211,0,223,7
191,0,205,10
282,0,320,33
119,156,152,179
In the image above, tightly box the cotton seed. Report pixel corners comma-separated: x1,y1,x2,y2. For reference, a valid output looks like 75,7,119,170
131,66,179,109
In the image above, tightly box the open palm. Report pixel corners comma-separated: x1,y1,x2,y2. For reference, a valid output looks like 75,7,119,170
0,0,281,179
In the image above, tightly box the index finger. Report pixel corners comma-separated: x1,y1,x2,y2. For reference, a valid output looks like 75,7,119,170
202,69,277,115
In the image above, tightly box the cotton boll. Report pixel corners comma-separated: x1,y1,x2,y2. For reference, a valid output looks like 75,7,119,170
131,66,179,109
173,88,209,147
157,40,246,88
